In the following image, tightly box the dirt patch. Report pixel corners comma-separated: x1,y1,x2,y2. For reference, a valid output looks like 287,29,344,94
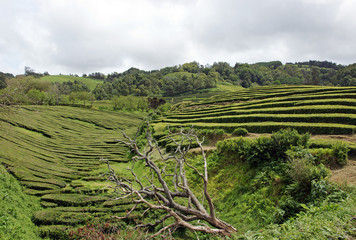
189,146,216,154
311,134,356,144
330,157,356,186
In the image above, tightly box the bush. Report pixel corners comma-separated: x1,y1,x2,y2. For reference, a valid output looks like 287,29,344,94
156,102,172,114
332,142,349,166
286,150,316,188
216,137,251,159
39,225,69,240
198,128,226,139
217,129,310,166
309,148,334,165
232,127,248,136
40,194,107,207
285,147,330,202
270,128,310,159
69,220,120,240
33,209,107,226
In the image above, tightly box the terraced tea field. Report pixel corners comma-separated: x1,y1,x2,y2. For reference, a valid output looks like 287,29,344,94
0,106,146,237
156,85,356,135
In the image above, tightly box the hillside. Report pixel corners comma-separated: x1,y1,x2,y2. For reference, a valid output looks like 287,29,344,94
40,75,103,90
0,106,146,238
155,85,356,135
1,85,356,239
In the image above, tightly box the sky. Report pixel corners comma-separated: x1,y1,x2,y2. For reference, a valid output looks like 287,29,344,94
1,0,356,75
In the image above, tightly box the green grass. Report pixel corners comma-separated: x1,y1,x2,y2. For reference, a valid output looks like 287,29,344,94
0,165,42,240
40,75,103,90
236,193,356,239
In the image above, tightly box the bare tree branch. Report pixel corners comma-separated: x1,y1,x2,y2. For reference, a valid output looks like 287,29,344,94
104,123,237,238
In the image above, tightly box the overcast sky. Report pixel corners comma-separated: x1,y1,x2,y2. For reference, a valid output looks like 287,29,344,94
1,0,356,75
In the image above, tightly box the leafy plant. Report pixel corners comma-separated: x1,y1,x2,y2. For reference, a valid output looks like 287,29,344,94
232,127,248,136
332,142,349,166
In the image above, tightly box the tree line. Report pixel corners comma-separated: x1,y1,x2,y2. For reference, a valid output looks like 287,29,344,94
91,66,218,100
89,60,355,98
1,60,356,107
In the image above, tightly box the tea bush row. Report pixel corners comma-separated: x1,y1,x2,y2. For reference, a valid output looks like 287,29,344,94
165,114,356,127
167,105,356,120
167,122,356,135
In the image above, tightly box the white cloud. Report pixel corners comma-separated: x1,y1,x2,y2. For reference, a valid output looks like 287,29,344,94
0,0,355,75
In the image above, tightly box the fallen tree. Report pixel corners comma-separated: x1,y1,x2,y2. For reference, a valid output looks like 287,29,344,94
103,124,237,239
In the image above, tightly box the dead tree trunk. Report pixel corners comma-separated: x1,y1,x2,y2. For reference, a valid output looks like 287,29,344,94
103,124,237,239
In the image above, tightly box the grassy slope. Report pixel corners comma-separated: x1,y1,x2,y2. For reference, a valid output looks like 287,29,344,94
202,136,356,239
0,165,42,240
0,106,146,238
40,75,103,90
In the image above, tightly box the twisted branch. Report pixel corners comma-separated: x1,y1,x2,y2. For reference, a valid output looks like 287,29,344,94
104,123,237,238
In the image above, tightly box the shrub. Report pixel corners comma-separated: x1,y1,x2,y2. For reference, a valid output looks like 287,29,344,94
232,127,248,136
33,209,106,226
285,147,330,202
217,129,310,166
39,225,69,240
216,137,251,160
156,102,172,114
270,128,310,160
198,128,226,139
69,221,119,240
332,142,349,166
286,149,315,189
40,194,107,207
309,148,334,165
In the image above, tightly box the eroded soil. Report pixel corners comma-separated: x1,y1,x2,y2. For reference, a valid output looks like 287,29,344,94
330,157,356,186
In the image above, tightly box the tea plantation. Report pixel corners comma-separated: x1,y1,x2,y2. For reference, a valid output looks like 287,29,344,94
1,85,356,239
0,106,146,238
155,85,356,135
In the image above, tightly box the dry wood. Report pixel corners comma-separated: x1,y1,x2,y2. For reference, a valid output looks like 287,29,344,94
103,123,237,239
